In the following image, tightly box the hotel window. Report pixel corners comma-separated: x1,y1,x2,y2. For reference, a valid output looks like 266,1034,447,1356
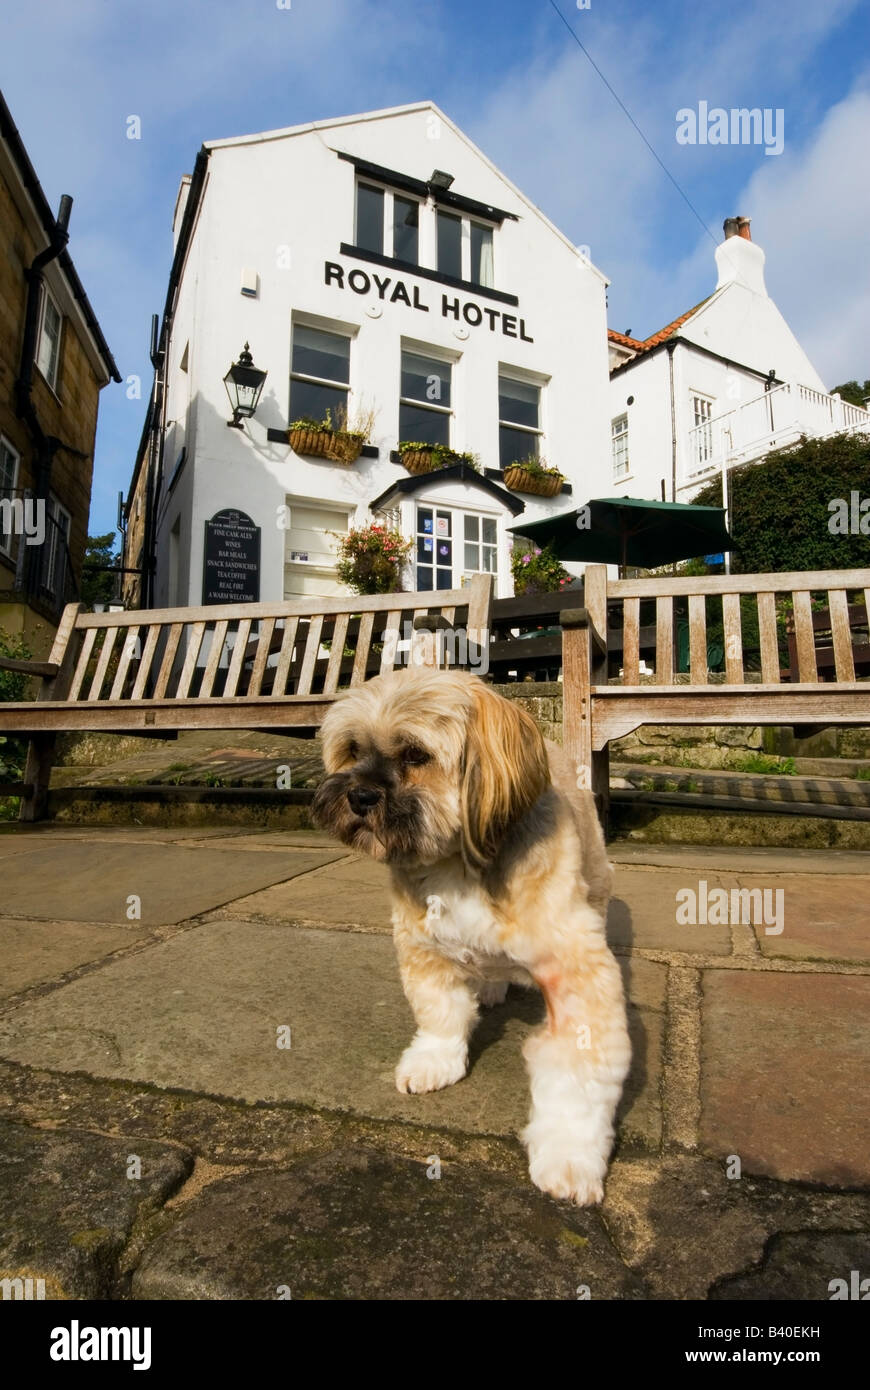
463,513,498,577
611,414,629,478
36,285,62,391
399,350,451,446
498,375,541,469
290,324,351,423
437,211,495,287
355,182,384,255
43,496,71,597
416,504,499,591
692,393,715,466
355,181,420,266
393,196,419,264
0,438,19,557
436,211,462,279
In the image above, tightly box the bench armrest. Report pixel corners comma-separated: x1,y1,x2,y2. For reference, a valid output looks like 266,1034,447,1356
0,657,60,678
560,608,606,660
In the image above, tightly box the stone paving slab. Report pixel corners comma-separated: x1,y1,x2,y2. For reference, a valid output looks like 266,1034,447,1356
0,842,347,925
131,1146,645,1300
608,869,732,954
0,919,150,1000
709,1231,870,1301
0,1119,192,1299
0,921,664,1148
750,875,870,963
602,1154,870,1301
700,970,870,1186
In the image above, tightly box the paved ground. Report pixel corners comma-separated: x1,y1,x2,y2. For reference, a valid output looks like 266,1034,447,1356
0,825,868,1300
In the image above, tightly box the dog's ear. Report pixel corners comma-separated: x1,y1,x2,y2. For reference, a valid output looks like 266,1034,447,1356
460,680,551,868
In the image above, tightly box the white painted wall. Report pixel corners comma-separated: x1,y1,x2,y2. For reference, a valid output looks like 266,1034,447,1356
607,228,830,505
152,103,612,605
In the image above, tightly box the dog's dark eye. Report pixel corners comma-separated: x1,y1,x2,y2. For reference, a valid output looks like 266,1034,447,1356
346,740,359,761
401,745,430,767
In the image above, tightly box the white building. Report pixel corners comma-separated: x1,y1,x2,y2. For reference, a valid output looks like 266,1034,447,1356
124,102,612,608
607,217,870,506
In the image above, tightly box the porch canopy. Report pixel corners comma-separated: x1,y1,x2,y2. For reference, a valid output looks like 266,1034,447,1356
508,496,735,570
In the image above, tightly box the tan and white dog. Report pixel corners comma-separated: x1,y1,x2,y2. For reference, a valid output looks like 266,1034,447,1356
312,666,630,1204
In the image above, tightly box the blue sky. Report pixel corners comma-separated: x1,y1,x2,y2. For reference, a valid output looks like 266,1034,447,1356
3,0,868,537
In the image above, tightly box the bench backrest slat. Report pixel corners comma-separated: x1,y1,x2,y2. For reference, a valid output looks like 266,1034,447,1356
721,593,743,682
199,620,229,698
655,596,674,685
248,617,276,697
829,590,857,682
272,617,299,697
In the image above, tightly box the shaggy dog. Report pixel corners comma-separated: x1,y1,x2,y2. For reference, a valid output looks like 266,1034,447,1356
312,666,630,1204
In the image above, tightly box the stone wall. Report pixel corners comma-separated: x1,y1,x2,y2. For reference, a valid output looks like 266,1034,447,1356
494,684,867,768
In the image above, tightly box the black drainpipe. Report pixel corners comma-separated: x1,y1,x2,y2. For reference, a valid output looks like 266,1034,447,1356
15,194,72,602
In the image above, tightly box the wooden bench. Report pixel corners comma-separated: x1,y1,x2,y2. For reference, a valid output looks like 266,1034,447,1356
0,575,492,821
562,565,870,821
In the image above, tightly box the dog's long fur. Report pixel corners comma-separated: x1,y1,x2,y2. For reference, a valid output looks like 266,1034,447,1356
313,666,630,1204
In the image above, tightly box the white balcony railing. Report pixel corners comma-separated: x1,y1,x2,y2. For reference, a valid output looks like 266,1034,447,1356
680,382,870,494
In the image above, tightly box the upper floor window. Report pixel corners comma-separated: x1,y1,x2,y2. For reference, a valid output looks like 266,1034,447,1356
611,414,629,478
355,181,420,266
691,392,715,466
437,211,494,287
0,437,20,557
498,374,541,469
43,496,71,597
290,324,351,423
399,350,452,445
36,285,62,391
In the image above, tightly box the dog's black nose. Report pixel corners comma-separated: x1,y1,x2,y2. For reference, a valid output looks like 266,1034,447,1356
347,785,382,816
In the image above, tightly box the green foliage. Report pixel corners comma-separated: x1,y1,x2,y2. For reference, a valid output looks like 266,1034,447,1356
80,533,120,607
829,380,870,408
693,431,870,573
511,541,571,595
334,523,413,595
735,754,797,776
0,628,30,816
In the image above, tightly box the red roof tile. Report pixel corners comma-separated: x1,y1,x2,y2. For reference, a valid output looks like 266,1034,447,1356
607,297,712,359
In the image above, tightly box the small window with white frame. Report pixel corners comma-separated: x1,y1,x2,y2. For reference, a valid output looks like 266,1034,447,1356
355,180,420,266
0,437,20,557
399,349,452,446
691,392,715,466
499,374,542,470
289,323,351,424
36,284,62,392
437,210,494,287
611,413,629,478
43,496,71,597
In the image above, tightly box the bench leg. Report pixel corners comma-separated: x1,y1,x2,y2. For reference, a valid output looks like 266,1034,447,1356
19,734,56,823
591,747,610,836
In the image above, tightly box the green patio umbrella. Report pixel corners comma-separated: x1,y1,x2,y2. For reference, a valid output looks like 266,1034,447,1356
507,496,735,570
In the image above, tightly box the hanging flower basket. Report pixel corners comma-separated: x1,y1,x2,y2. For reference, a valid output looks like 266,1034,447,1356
288,423,365,465
399,444,442,475
503,462,564,497
289,424,334,458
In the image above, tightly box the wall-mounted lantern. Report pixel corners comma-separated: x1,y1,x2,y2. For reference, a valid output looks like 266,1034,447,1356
224,342,267,428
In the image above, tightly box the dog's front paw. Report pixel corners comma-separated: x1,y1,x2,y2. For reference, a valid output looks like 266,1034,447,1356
527,1149,605,1206
395,1034,467,1094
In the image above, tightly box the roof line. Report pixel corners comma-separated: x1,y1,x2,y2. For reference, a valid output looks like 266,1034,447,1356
0,87,121,383
204,100,610,286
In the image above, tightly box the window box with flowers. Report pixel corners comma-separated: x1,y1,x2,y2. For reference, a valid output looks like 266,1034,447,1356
510,542,572,596
397,442,481,476
503,456,565,498
288,406,374,465
334,523,413,596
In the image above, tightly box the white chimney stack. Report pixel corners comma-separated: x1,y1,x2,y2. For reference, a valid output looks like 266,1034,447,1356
715,215,768,295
